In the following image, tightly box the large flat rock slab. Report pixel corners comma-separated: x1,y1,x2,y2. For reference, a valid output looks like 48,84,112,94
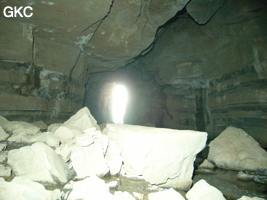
103,124,207,189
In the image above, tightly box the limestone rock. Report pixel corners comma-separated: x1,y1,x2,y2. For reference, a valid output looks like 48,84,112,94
63,107,100,131
3,121,40,135
186,179,225,200
8,132,59,148
0,126,8,141
208,126,267,171
105,141,123,175
71,132,109,179
67,175,116,200
0,177,61,200
237,196,265,200
114,191,136,200
32,121,48,131
8,142,72,185
47,123,62,133
148,188,185,200
54,125,82,143
103,124,207,189
55,130,96,162
0,164,11,177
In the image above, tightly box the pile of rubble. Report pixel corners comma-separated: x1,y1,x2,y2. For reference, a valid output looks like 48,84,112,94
0,107,266,200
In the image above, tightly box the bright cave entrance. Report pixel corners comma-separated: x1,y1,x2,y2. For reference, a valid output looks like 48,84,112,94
111,84,128,124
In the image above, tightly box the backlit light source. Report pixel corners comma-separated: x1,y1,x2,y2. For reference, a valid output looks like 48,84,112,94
112,84,128,124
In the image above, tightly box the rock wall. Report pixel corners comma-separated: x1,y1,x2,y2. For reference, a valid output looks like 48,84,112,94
0,18,86,123
140,0,267,147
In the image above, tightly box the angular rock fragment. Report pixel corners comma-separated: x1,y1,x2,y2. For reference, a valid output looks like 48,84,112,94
31,121,48,131
105,140,123,175
67,175,116,200
103,124,207,189
0,177,61,200
208,126,267,171
63,107,100,131
148,188,185,200
71,132,109,179
47,123,62,133
8,142,72,185
186,179,225,200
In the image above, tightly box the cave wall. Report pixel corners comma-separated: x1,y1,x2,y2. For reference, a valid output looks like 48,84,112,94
0,18,86,123
140,0,267,147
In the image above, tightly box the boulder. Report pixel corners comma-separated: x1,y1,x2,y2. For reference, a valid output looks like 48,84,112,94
3,121,40,135
31,121,48,131
208,127,267,171
67,175,116,200
102,124,207,189
8,142,72,185
0,126,8,141
148,188,185,200
71,132,109,179
8,132,59,147
63,107,100,131
54,125,83,143
186,179,225,200
0,177,61,200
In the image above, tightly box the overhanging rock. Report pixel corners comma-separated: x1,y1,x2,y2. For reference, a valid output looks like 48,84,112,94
102,124,207,189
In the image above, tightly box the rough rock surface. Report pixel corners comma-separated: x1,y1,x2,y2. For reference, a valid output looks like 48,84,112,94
0,177,61,200
70,132,110,179
0,126,8,141
67,175,116,200
3,121,40,135
8,131,59,147
148,188,185,200
63,107,100,131
199,159,215,169
186,179,226,200
8,142,72,185
208,126,267,171
103,123,207,189
105,140,123,175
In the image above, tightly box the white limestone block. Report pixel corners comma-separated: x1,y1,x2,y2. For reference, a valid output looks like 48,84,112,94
3,121,40,135
0,127,9,141
0,177,61,200
114,191,136,200
8,142,71,185
148,188,185,200
208,126,267,171
0,164,11,177
67,175,116,200
103,124,207,189
105,141,123,175
186,179,225,200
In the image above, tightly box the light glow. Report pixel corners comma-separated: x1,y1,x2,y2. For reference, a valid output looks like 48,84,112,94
112,84,128,124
